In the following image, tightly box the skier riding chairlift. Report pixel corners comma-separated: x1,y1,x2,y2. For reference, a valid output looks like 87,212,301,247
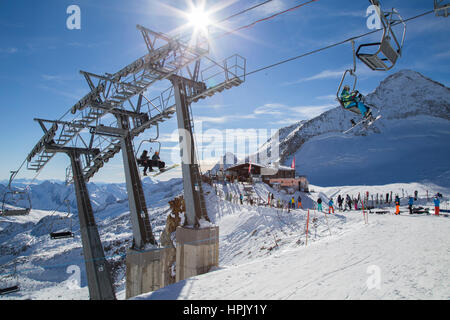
340,85,375,126
138,150,166,176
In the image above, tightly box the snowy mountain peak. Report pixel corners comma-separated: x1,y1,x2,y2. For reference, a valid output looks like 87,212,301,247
253,70,450,186
366,69,450,120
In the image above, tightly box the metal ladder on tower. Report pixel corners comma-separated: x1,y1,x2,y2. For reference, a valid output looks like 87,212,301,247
186,102,209,222
192,163,209,222
136,180,154,243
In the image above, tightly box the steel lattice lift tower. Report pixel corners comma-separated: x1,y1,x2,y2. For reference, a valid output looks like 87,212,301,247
24,24,246,299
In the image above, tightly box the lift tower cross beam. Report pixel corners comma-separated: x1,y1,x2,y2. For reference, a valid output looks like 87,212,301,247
44,144,116,300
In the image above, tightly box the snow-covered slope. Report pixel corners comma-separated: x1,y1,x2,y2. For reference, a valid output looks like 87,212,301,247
135,182,450,300
0,178,184,300
256,70,450,186
1,177,448,300
136,211,450,300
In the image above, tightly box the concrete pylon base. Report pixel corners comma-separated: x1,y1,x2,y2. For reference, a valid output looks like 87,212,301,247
125,247,176,299
176,226,219,282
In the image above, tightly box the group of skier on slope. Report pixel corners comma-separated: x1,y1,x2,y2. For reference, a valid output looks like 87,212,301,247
222,182,443,216
316,194,364,214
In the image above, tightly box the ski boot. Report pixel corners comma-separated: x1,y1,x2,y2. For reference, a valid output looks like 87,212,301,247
363,110,375,123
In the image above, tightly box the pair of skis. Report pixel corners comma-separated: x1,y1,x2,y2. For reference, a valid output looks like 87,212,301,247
144,164,179,177
343,114,382,134
343,99,382,134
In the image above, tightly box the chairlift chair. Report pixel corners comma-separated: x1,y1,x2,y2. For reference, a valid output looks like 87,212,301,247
49,200,74,240
0,263,20,296
0,284,20,295
135,124,165,170
337,69,361,115
356,0,406,71
50,231,74,240
435,0,450,17
1,171,32,217
336,40,362,115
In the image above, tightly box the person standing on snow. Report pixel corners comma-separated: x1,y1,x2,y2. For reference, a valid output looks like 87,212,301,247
297,195,303,209
317,197,323,212
337,195,343,211
346,195,352,211
434,196,440,216
239,193,243,205
408,196,414,215
328,198,335,214
395,195,400,215
291,196,296,209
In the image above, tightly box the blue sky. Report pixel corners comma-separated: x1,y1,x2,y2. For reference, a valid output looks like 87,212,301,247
0,0,449,183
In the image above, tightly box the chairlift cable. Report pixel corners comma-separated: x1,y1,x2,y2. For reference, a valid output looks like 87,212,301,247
215,0,275,24
244,9,434,77
213,0,318,39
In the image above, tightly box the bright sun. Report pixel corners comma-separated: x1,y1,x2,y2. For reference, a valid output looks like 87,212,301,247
188,7,211,31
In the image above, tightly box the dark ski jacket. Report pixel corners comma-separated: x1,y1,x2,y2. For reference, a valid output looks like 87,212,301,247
140,151,149,162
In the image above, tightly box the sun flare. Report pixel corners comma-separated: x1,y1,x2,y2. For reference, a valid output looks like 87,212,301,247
188,7,211,32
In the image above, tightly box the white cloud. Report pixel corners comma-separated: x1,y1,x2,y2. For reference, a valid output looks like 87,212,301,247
316,94,337,101
253,103,285,116
434,50,450,59
289,104,335,119
282,69,344,86
0,47,18,54
253,102,336,122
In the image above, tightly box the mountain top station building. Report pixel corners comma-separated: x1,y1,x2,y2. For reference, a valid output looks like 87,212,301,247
224,162,309,192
